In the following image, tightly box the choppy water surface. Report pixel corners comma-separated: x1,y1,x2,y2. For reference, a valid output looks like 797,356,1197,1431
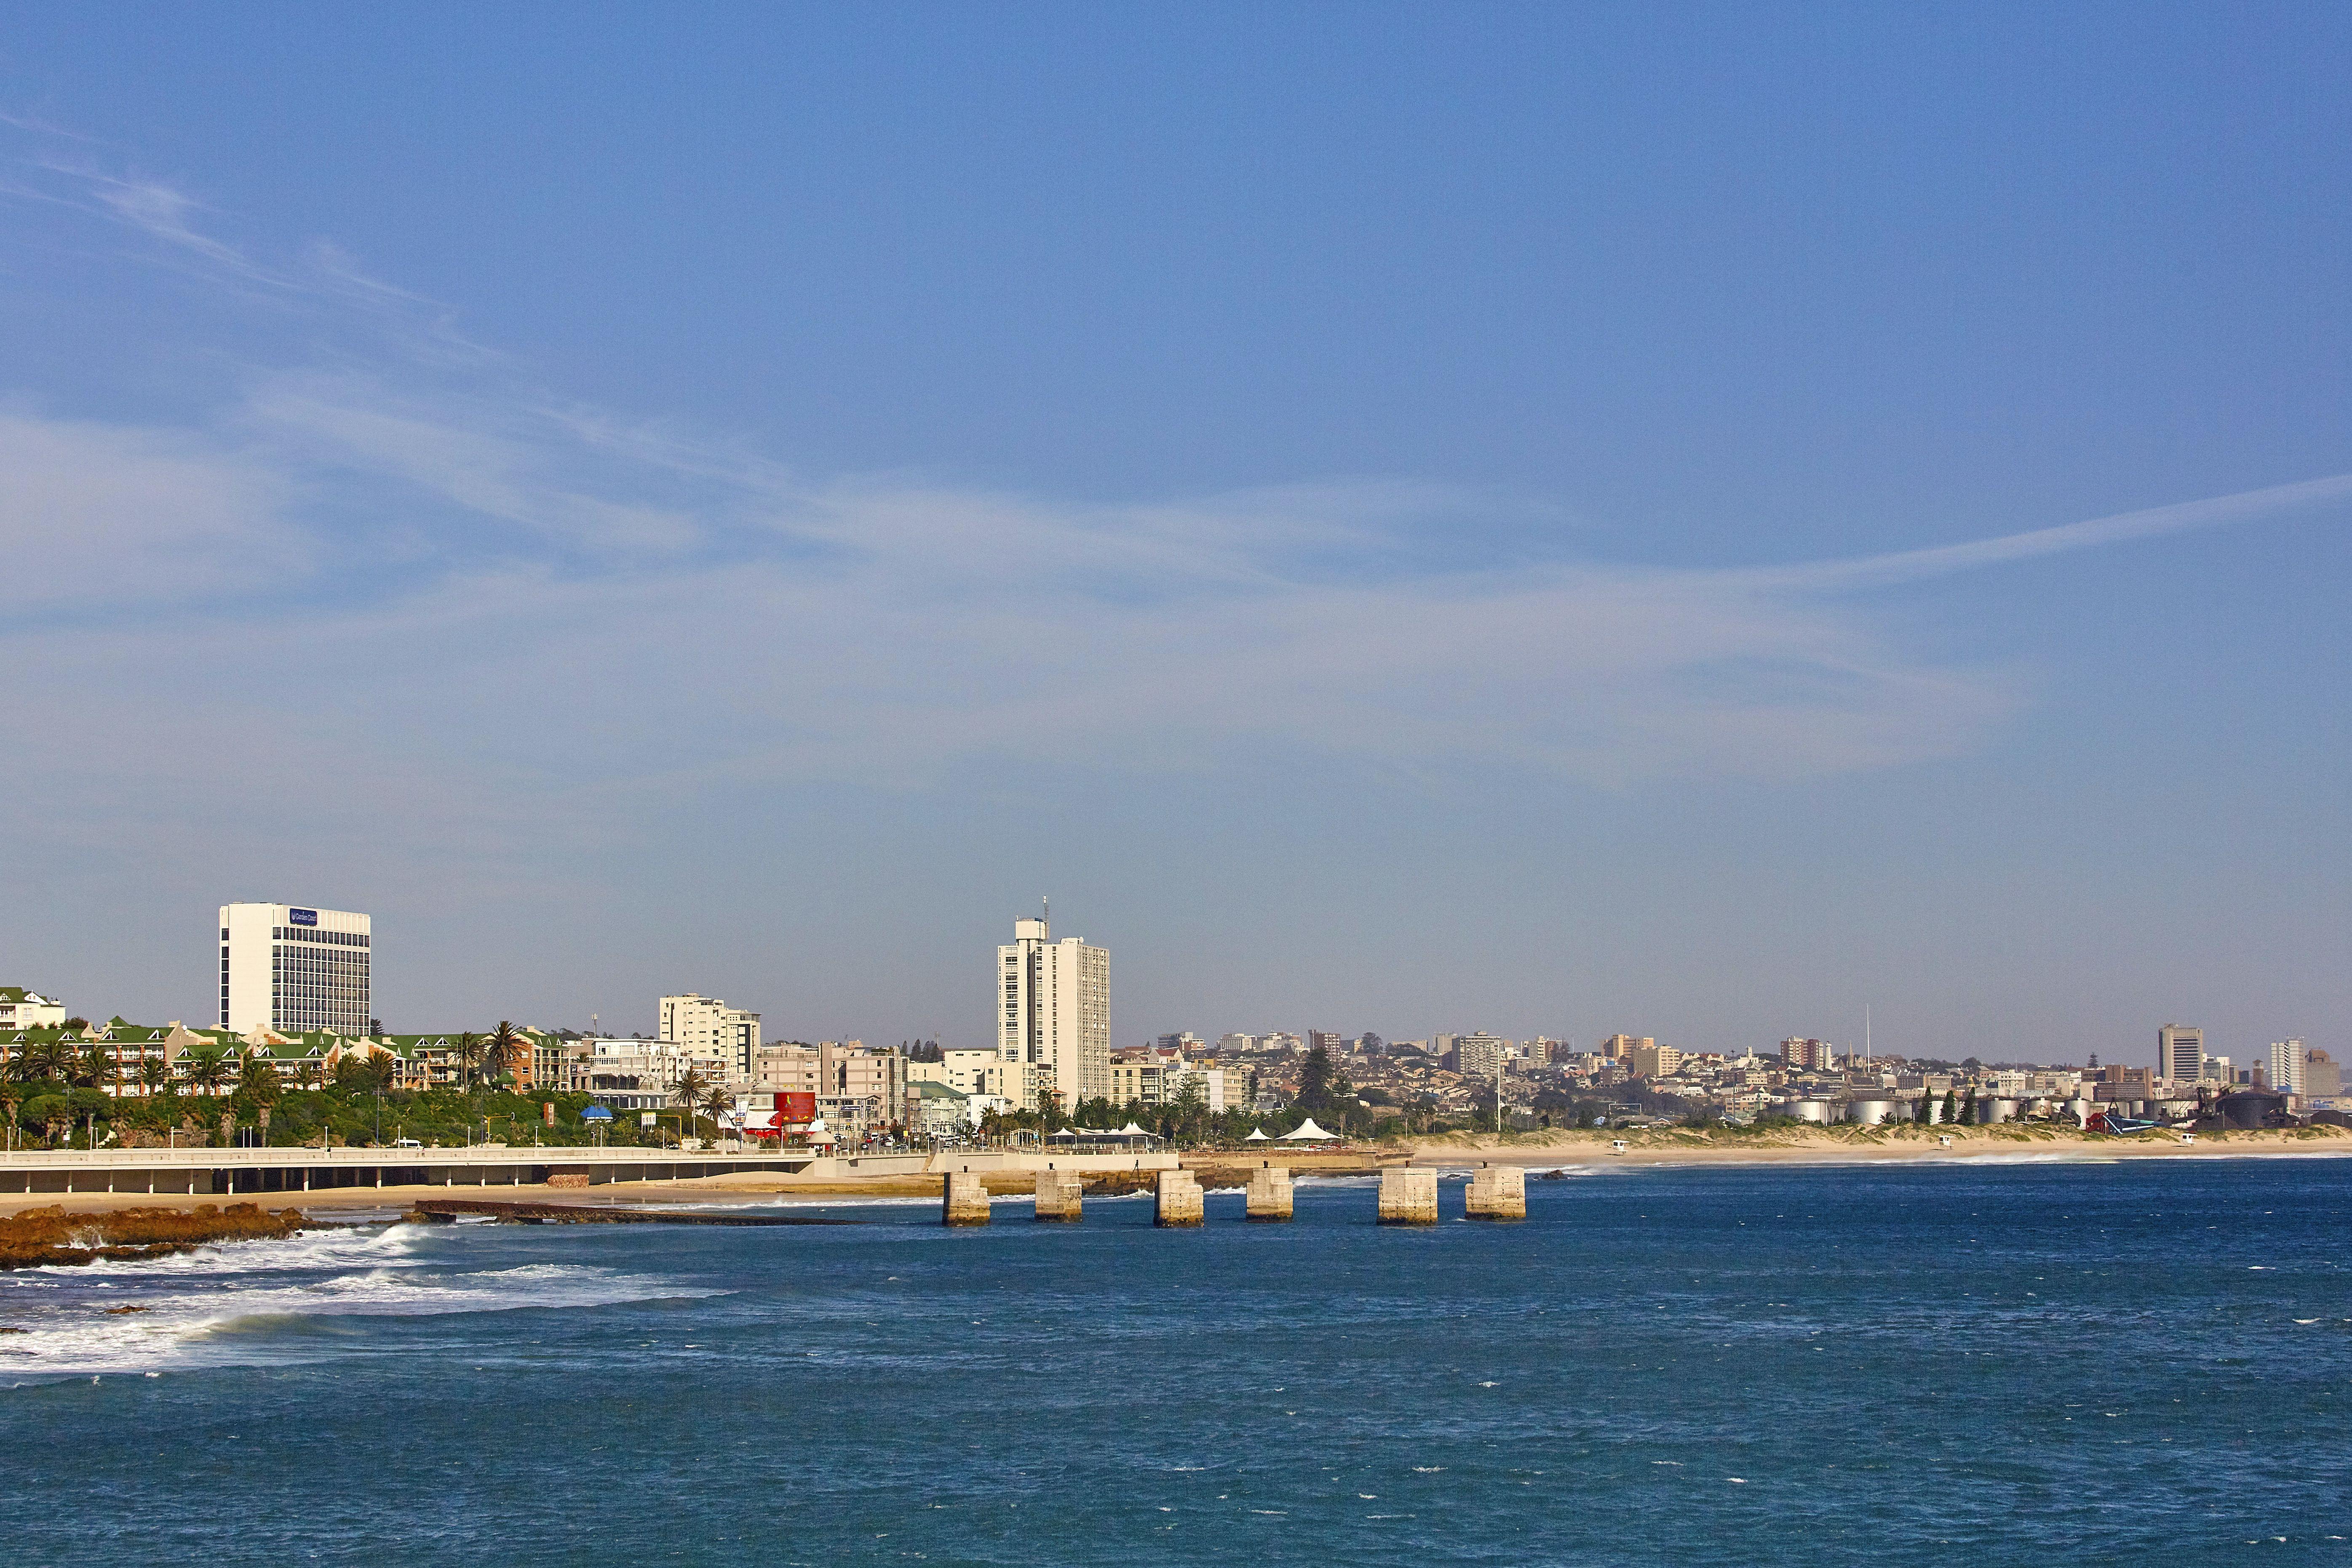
4,1160,2349,1566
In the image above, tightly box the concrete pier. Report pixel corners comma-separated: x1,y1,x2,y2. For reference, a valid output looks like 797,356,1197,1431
1033,1170,1084,1221
942,1171,992,1226
1154,1169,1204,1226
1378,1166,1438,1224
1244,1164,1293,1221
1463,1163,1526,1220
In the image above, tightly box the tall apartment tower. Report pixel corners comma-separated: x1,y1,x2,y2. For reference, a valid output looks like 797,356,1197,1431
997,914,1109,1111
2158,1024,2205,1083
220,902,372,1037
2269,1039,2307,1097
659,994,763,1082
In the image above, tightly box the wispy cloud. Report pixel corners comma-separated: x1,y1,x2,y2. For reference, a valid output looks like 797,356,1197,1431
2,121,2344,859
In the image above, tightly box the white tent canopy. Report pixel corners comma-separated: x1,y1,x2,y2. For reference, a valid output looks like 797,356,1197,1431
1244,1127,1270,1141
1280,1118,1338,1141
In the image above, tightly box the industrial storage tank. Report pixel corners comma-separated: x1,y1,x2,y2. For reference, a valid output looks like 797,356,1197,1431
1847,1098,1898,1126
1977,1097,2018,1125
2217,1091,2287,1130
1784,1098,1836,1124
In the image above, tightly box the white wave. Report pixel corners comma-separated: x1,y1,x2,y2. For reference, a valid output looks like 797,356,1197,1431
0,1224,714,1378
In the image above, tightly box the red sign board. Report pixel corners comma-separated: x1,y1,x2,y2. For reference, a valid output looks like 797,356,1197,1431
776,1092,817,1124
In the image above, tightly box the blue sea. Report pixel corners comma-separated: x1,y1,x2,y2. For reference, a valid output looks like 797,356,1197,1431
4,1157,2349,1566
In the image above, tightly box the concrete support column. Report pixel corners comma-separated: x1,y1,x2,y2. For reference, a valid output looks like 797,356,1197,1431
1244,1164,1293,1221
942,1171,991,1226
1033,1171,1084,1221
1464,1163,1526,1220
1155,1170,1204,1226
1378,1167,1438,1224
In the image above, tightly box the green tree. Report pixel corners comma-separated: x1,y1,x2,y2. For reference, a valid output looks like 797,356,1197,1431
0,1055,21,1150
482,1021,526,1093
1941,1089,1959,1126
22,1093,70,1148
1296,1043,1336,1113
183,1045,232,1100
240,1055,282,1145
450,1032,487,1095
671,1064,714,1146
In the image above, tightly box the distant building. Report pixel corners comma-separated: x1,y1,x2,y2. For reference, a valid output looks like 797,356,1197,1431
2269,1040,2306,1096
1448,1033,1509,1078
907,1047,1016,1101
1601,1034,1653,1060
1308,1030,1347,1056
2158,1024,2204,1083
1780,1037,1836,1072
0,988,65,1031
221,902,372,1038
2305,1048,2341,1100
1626,1044,1684,1079
999,915,1109,1111
660,994,762,1082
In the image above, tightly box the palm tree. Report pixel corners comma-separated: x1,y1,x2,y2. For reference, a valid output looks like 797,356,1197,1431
450,1032,487,1094
482,1021,525,1094
182,1046,231,1142
700,1083,735,1148
0,1055,21,1152
183,1045,232,1099
23,1036,73,1088
138,1057,169,1100
240,1055,282,1146
670,1065,714,1148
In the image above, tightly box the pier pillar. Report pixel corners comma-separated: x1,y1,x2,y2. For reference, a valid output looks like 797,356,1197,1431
1155,1170,1205,1226
1033,1170,1084,1221
1244,1164,1293,1221
1464,1163,1526,1220
942,1171,991,1226
1378,1167,1438,1224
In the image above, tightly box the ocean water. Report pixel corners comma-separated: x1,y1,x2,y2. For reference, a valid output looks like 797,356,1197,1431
3,1158,2349,1566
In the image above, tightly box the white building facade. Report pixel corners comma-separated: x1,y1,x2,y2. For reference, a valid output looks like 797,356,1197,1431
997,916,1109,1111
660,994,762,1082
0,988,66,1031
221,902,372,1038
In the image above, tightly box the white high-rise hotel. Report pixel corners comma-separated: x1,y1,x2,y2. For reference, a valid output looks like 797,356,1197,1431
998,913,1109,1111
220,902,372,1037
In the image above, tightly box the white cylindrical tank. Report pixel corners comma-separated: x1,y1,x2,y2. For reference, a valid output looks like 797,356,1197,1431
1785,1098,1835,1124
1847,1098,1896,1126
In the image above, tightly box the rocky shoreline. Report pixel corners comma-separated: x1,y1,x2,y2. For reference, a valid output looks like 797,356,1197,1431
0,1202,311,1269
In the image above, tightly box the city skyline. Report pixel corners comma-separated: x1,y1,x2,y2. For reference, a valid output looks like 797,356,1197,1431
3,10,2345,1062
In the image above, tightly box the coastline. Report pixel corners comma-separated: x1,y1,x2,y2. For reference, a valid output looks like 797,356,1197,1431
1395,1122,2352,1167
0,1123,2341,1222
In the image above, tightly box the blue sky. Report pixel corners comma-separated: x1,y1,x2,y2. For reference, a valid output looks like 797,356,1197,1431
3,4,2345,1065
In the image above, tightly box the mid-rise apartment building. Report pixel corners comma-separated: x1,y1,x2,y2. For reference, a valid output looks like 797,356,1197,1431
220,903,372,1038
1601,1034,1654,1060
1780,1037,1836,1072
660,994,762,1082
1449,1033,1510,1078
0,988,66,1031
1626,1044,1684,1079
997,915,1109,1111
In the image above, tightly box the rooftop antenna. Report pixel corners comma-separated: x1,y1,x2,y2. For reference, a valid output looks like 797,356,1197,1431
1865,1004,1871,1059
1042,894,1050,937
